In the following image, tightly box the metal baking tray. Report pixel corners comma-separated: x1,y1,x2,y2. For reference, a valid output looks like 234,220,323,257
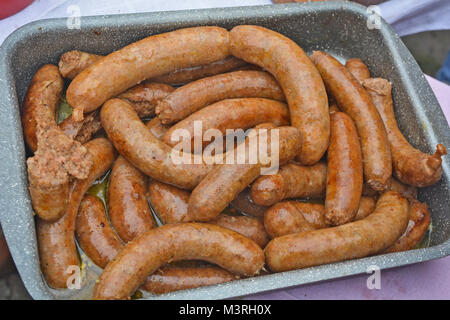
0,1,449,300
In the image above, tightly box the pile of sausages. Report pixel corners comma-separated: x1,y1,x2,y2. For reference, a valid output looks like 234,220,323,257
21,26,446,300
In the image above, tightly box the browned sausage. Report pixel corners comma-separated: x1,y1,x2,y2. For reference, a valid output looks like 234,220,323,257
325,112,363,226
58,50,103,79
187,126,302,221
101,98,213,190
59,50,246,85
76,192,234,294
156,71,285,124
345,58,370,83
362,77,446,187
93,223,265,299
250,161,327,207
231,188,267,217
22,64,64,152
37,138,116,288
150,56,248,85
354,196,377,221
265,191,409,272
264,197,375,238
141,265,237,294
264,201,327,239
108,156,156,243
147,180,269,247
310,51,392,192
67,27,230,121
117,82,174,118
230,25,329,165
75,194,123,268
25,66,93,221
384,200,431,253
162,98,290,150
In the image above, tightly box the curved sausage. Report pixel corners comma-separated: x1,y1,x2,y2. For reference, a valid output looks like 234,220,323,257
384,200,431,253
150,56,248,85
101,98,213,190
22,64,64,152
141,265,236,294
93,223,265,299
263,197,376,238
117,82,174,118
265,191,409,272
76,193,234,294
230,25,329,165
108,156,156,243
59,50,246,85
162,98,290,150
25,67,93,221
325,112,363,226
67,27,230,120
362,77,446,187
156,71,285,124
187,126,302,221
37,138,116,288
264,201,327,239
75,194,123,268
147,180,269,247
58,50,103,79
250,161,327,207
310,51,392,191
345,58,370,83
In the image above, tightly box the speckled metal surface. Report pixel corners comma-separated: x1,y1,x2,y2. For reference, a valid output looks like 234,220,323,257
0,1,449,300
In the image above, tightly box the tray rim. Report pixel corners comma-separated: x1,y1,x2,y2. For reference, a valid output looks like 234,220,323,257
0,1,449,300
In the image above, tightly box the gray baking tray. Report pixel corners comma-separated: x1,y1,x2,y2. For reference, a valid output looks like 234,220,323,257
0,1,449,300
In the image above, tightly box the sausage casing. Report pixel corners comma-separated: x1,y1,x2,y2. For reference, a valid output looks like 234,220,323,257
187,126,302,221
101,98,213,190
250,161,327,206
325,112,363,226
75,194,123,268
93,223,265,299
230,25,329,165
147,180,269,247
67,27,230,120
264,201,327,239
384,200,431,253
151,56,248,85
345,58,370,83
362,77,446,187
156,70,285,124
265,191,409,272
37,138,116,288
22,64,64,152
310,51,392,191
108,156,156,242
162,98,290,150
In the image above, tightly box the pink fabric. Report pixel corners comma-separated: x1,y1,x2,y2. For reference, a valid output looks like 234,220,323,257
244,76,450,300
